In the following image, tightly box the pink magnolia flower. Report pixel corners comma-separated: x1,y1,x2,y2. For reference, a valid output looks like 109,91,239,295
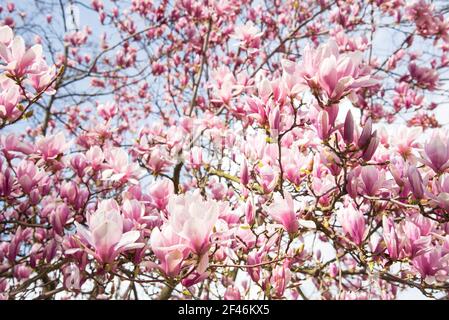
357,118,375,149
13,264,32,281
97,101,117,120
231,21,263,49
401,220,431,258
311,174,336,207
393,126,422,159
0,80,20,120
35,132,70,162
63,264,81,291
149,224,189,277
320,148,342,176
354,118,380,161
256,163,279,194
281,149,312,186
0,26,43,77
91,0,104,11
265,192,299,234
359,166,385,196
270,261,291,298
405,0,440,38
72,200,144,264
167,192,221,255
208,179,228,200
7,227,29,262
362,135,380,161
281,59,307,97
245,96,268,126
301,39,377,102
382,216,431,260
25,61,57,94
244,199,255,225
343,110,355,144
240,158,249,186
0,167,14,197
151,61,166,75
122,199,153,231
382,216,402,260
85,145,104,171
60,181,79,205
149,178,174,211
49,203,71,236
181,266,209,288
247,249,264,282
268,106,281,140
64,30,88,47
210,76,242,106
408,62,439,91
70,153,88,177
224,285,241,300
407,165,425,200
145,146,173,175
16,160,44,194
429,174,449,211
188,146,203,170
1,133,34,156
102,147,141,184
337,204,366,245
316,110,331,140
393,82,424,111
412,247,449,284
419,130,449,173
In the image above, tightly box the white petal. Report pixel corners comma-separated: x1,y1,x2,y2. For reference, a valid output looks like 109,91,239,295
74,222,94,246
298,219,316,229
0,26,13,44
114,230,140,250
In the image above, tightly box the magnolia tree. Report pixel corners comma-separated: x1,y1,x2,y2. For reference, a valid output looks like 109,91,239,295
2,0,449,300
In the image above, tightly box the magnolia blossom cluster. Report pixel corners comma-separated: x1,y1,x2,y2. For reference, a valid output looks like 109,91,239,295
2,0,449,301
0,26,57,127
